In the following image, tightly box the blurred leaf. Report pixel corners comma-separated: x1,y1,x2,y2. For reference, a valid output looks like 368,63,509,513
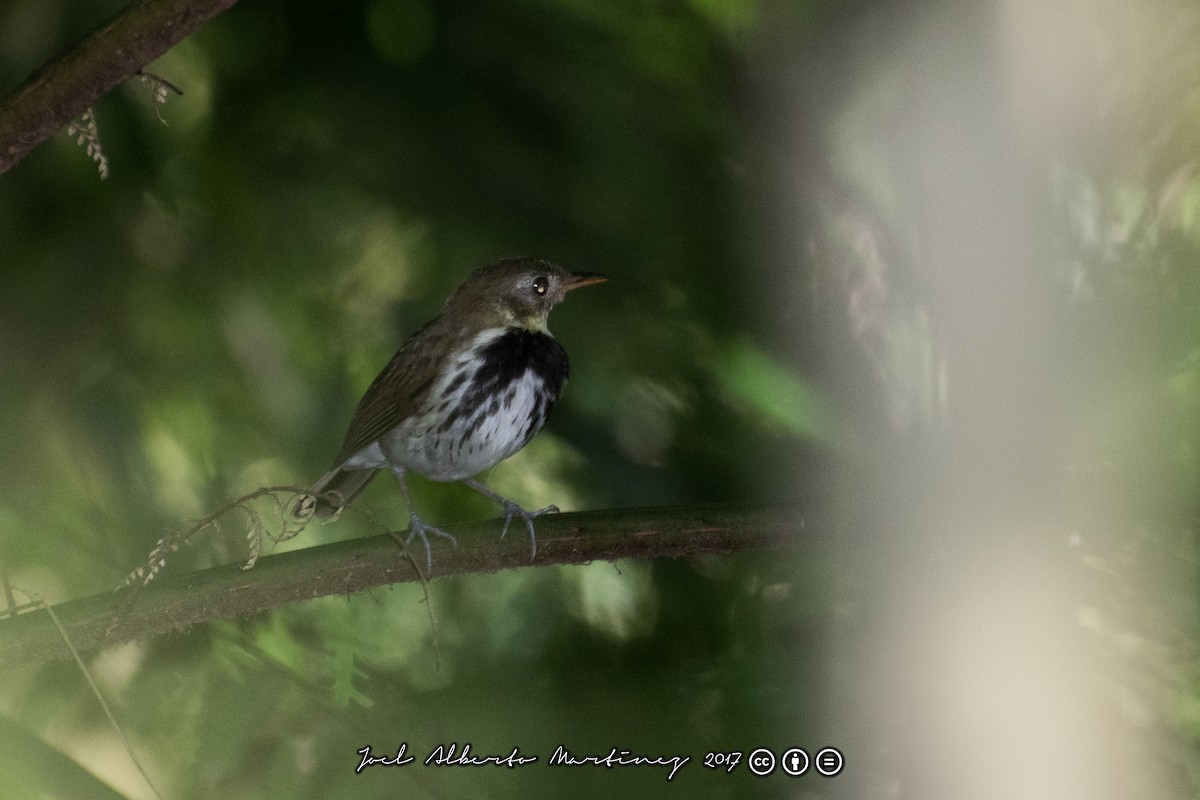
714,339,835,443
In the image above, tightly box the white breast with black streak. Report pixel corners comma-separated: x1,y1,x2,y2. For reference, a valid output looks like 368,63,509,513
380,326,569,481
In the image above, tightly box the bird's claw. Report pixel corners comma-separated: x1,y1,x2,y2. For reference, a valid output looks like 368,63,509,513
404,512,458,574
498,502,559,560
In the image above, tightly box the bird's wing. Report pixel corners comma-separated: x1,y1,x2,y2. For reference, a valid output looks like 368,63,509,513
331,323,447,466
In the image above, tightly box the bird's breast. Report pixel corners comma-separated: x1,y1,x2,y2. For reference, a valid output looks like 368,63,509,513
380,327,570,481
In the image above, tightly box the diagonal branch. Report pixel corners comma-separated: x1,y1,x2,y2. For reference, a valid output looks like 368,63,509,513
0,0,239,176
0,504,810,668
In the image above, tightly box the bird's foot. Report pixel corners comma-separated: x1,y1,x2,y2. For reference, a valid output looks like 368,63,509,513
404,512,458,574
498,501,559,560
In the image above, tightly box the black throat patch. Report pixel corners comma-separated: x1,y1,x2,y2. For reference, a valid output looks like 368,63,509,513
467,327,570,409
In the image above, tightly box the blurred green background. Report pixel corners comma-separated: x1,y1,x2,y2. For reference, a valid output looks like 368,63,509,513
0,1,826,798
3,0,1200,798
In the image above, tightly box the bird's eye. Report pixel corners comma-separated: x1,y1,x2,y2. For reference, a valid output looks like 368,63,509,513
532,276,549,295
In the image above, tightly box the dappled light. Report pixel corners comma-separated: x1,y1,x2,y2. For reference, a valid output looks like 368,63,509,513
0,0,1198,797
567,560,658,641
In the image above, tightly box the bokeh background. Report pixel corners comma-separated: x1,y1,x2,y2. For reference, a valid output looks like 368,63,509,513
2,0,1200,798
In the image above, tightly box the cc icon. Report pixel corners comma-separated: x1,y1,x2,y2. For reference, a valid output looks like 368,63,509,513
747,748,776,776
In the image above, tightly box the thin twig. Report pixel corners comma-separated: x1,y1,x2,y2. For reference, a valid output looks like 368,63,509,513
19,588,163,800
1,567,14,616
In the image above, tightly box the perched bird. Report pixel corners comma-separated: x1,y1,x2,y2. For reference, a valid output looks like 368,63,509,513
305,257,606,572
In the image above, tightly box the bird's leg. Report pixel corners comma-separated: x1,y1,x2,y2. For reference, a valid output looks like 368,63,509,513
460,478,558,560
392,466,457,573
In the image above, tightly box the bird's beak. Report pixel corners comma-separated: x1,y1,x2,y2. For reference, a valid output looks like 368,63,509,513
563,272,609,292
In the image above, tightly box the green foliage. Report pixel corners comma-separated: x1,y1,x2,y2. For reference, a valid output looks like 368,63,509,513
3,0,1200,796
714,338,836,442
0,0,823,796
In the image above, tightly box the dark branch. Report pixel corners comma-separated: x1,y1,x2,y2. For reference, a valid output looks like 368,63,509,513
0,0,239,177
0,504,810,668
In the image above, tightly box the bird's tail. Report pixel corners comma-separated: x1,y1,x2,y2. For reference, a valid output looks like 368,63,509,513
297,467,379,520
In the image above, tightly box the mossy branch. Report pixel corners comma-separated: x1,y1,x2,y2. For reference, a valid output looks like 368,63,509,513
0,504,809,668
0,0,238,176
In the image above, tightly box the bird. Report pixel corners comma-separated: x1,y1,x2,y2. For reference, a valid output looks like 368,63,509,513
302,256,606,572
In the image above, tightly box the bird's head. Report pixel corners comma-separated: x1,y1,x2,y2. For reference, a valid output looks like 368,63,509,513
445,257,607,331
